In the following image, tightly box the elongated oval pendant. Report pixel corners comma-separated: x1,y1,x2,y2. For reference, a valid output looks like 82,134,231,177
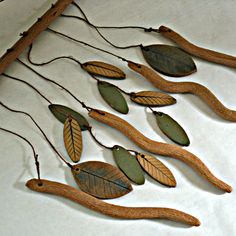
155,112,190,146
71,161,132,199
130,91,176,107
136,153,176,187
98,81,129,114
141,44,196,77
81,61,126,79
63,116,83,162
49,104,89,131
112,145,145,185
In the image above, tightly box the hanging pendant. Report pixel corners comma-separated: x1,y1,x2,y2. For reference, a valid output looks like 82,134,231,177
49,104,89,131
81,61,126,79
63,116,83,162
98,81,129,114
154,111,190,146
141,44,197,77
130,91,176,107
136,153,176,187
71,161,132,199
112,145,145,185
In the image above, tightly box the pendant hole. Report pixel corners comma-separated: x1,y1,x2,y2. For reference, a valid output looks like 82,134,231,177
38,182,43,187
75,168,80,172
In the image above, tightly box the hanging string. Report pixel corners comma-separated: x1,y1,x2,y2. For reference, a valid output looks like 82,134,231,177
27,44,132,96
0,101,72,168
2,73,52,104
87,126,113,150
27,44,82,67
61,2,143,50
46,28,129,62
71,1,158,33
0,127,41,181
16,58,92,112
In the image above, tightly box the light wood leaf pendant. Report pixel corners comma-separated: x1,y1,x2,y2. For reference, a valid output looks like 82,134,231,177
136,153,176,187
63,116,83,162
82,61,126,79
130,91,176,106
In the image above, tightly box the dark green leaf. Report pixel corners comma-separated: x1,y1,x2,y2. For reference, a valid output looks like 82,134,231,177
71,161,132,199
141,44,197,77
155,112,190,146
98,81,129,114
81,61,126,79
49,104,89,131
112,145,145,185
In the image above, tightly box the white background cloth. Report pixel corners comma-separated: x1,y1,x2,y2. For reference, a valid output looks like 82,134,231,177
0,1,236,235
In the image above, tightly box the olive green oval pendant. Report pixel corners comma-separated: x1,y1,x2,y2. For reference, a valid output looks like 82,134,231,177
98,81,129,114
141,44,197,77
154,112,190,146
48,104,89,131
112,145,145,185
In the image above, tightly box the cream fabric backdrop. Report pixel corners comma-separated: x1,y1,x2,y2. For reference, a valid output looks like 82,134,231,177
0,1,235,235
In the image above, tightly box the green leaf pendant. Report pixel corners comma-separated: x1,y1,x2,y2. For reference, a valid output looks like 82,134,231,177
48,104,89,131
98,81,129,114
141,44,197,77
154,112,190,146
112,145,145,185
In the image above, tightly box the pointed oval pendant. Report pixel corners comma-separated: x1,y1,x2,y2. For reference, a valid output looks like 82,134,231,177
98,81,129,114
71,161,132,199
136,153,176,187
63,116,83,162
48,104,89,131
155,112,190,146
112,145,145,185
82,61,126,79
141,44,197,77
130,91,176,107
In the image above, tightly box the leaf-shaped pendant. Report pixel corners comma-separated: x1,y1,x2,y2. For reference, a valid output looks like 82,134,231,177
63,116,83,162
71,161,132,199
81,61,126,79
49,104,89,131
98,81,129,114
130,91,176,107
154,111,190,146
141,45,196,77
136,153,176,187
112,145,144,185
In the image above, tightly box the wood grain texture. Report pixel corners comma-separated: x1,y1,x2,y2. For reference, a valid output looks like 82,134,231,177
82,61,126,79
26,178,200,226
130,91,176,107
71,161,132,199
63,116,82,162
128,62,236,122
136,153,176,187
0,0,73,75
88,109,232,193
159,25,236,68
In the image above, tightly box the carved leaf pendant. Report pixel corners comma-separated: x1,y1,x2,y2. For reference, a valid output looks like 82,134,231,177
71,161,132,199
63,116,83,162
130,91,176,107
82,61,126,79
136,153,176,187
